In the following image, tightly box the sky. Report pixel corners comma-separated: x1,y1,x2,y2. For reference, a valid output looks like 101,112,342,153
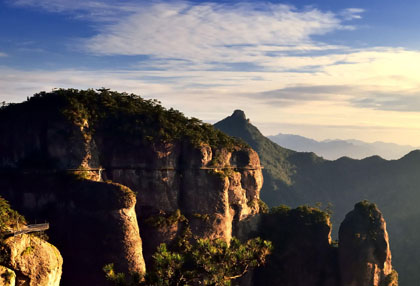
1,0,420,145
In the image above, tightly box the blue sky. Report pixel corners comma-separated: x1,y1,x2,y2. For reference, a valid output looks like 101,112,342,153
1,0,420,145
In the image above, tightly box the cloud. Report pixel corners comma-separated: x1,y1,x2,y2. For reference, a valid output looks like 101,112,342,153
257,85,355,100
252,83,420,113
84,2,353,65
339,8,364,21
0,52,7,57
11,0,357,67
351,91,420,112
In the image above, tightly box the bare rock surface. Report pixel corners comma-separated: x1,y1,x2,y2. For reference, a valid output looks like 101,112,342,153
2,235,62,286
0,265,16,286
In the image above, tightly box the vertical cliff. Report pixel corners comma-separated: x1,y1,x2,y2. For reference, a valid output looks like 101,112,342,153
244,201,397,286
250,206,338,286
339,201,397,286
0,89,264,285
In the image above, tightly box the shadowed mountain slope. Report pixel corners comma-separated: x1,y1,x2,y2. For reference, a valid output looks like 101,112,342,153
215,109,420,286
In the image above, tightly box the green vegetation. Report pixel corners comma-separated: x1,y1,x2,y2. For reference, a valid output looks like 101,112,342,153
355,200,379,219
0,196,26,241
258,199,269,214
192,213,211,222
105,236,272,286
1,88,245,150
144,209,187,228
106,209,272,286
247,199,269,214
269,204,330,226
21,246,34,256
270,204,291,215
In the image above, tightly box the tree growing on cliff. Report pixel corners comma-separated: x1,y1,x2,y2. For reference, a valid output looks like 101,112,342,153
104,233,272,286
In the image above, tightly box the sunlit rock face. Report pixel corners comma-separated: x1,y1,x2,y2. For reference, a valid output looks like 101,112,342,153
1,235,62,286
339,201,396,286
0,265,16,286
101,140,264,262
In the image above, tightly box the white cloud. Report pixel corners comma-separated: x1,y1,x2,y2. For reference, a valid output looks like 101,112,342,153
339,8,364,21
11,0,355,66
84,2,347,63
0,52,7,57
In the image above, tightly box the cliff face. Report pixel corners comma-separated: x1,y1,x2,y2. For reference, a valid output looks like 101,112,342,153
102,141,263,262
339,202,397,286
247,202,397,286
0,176,146,286
1,234,62,286
251,206,338,286
0,90,263,285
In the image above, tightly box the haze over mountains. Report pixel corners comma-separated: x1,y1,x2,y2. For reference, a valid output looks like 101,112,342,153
215,109,420,286
268,133,418,160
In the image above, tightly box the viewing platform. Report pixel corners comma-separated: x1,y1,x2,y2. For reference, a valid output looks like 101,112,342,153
9,223,49,236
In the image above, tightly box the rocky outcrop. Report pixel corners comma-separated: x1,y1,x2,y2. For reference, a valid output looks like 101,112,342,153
103,140,263,262
0,176,146,286
244,202,397,286
0,265,16,286
251,206,338,286
339,201,397,286
1,234,62,286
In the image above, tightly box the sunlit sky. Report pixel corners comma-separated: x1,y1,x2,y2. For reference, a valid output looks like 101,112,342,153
1,0,420,145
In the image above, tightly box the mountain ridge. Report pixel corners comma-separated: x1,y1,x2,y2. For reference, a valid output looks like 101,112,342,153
215,109,420,286
268,132,418,160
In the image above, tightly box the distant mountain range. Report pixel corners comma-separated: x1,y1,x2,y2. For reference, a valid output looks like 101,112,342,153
215,109,420,286
268,133,418,160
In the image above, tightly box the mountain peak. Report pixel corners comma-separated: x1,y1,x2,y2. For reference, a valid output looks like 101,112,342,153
231,109,247,121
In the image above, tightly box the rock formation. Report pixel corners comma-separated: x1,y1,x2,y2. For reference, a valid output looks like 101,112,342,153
246,202,398,286
0,265,16,286
339,201,397,286
250,206,339,286
0,90,398,286
1,234,62,286
0,90,263,285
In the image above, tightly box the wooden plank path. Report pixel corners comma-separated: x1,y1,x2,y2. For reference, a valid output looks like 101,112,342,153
10,223,49,236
